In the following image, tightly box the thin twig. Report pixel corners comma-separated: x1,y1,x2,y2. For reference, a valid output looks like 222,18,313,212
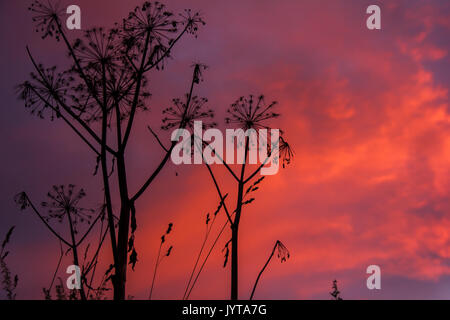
148,126,168,152
149,241,163,300
250,241,278,300
23,194,71,247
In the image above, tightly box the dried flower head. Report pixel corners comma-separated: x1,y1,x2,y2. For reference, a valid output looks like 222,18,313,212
17,66,69,120
14,192,30,211
179,9,205,37
41,185,94,233
275,240,290,263
122,1,178,51
162,95,215,131
226,95,280,131
192,63,208,84
69,67,150,123
279,136,294,168
29,0,65,41
73,28,120,72
107,69,151,120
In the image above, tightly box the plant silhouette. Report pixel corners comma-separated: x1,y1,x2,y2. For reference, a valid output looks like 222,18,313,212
18,0,208,300
15,186,109,300
185,95,293,300
16,1,295,301
149,223,174,300
250,240,290,300
0,227,18,300
330,279,343,300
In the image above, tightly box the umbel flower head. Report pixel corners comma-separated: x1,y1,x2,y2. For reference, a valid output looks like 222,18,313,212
122,1,178,52
179,9,206,37
29,0,65,41
225,95,280,131
161,64,215,131
41,185,94,233
105,68,151,121
161,95,215,131
14,192,30,211
16,65,69,120
72,28,120,73
69,63,150,124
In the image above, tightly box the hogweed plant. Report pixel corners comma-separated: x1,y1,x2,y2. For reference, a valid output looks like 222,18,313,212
250,240,290,300
15,185,108,300
176,95,293,300
206,95,293,300
18,0,209,299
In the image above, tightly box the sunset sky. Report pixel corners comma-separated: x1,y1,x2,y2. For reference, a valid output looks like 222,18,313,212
1,0,450,299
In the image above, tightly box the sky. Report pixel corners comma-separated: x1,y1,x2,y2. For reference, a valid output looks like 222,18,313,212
0,0,449,300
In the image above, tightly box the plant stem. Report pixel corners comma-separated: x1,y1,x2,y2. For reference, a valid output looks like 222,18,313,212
149,241,163,300
250,241,278,300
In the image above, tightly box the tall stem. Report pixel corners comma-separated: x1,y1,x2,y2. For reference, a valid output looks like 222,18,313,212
114,152,131,300
231,137,249,300
149,242,163,300
99,63,119,296
66,210,87,300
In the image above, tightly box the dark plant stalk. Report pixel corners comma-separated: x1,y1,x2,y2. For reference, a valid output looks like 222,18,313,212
185,219,230,300
131,65,198,202
85,218,104,298
183,219,214,300
182,189,227,299
85,220,110,299
66,209,87,300
230,136,250,300
149,241,163,300
121,30,151,151
83,224,108,276
47,240,64,296
250,241,278,300
98,63,119,297
183,139,233,299
0,227,18,300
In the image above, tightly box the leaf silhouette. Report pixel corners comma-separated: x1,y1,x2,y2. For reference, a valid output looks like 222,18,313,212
129,249,138,271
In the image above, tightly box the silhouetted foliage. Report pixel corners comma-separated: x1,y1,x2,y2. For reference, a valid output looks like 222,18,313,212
183,195,229,300
178,94,294,300
330,279,343,300
0,227,19,300
15,186,108,300
19,0,209,299
149,223,174,299
18,0,295,301
205,94,293,300
41,185,94,232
